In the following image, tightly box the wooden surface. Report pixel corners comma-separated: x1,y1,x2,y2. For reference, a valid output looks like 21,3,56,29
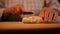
0,22,60,30
0,16,60,30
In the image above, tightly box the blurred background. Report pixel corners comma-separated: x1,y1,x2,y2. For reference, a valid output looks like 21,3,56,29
0,0,60,19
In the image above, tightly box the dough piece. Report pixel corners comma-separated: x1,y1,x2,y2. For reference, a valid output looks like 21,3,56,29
22,16,43,24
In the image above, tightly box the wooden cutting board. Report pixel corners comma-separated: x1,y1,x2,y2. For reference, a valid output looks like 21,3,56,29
0,16,60,30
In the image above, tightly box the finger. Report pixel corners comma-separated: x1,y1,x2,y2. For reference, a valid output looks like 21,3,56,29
19,4,26,12
53,9,58,21
44,8,50,22
14,4,26,12
39,8,45,20
4,7,14,14
48,8,53,22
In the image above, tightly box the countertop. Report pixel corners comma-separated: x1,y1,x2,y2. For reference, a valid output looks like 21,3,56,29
0,16,60,30
0,22,60,30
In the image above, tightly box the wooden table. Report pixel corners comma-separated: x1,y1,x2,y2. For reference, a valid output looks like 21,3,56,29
0,22,60,30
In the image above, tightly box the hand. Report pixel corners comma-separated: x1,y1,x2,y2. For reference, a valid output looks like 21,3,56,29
1,4,26,21
4,4,26,16
39,7,58,22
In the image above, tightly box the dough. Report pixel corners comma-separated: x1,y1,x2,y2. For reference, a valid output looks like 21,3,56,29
22,16,43,24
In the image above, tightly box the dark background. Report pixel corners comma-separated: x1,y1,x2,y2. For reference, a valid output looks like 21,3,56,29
0,28,60,34
58,0,60,3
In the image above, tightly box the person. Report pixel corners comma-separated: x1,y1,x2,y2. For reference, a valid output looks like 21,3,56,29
1,0,59,22
1,0,44,21
1,4,26,21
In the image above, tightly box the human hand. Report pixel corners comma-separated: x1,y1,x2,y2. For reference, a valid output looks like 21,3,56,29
1,4,26,21
39,7,58,22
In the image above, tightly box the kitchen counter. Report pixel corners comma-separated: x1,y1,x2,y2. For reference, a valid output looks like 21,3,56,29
0,16,60,30
0,22,60,30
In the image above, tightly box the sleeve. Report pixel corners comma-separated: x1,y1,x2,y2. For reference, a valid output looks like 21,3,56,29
54,0,60,5
54,0,60,11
